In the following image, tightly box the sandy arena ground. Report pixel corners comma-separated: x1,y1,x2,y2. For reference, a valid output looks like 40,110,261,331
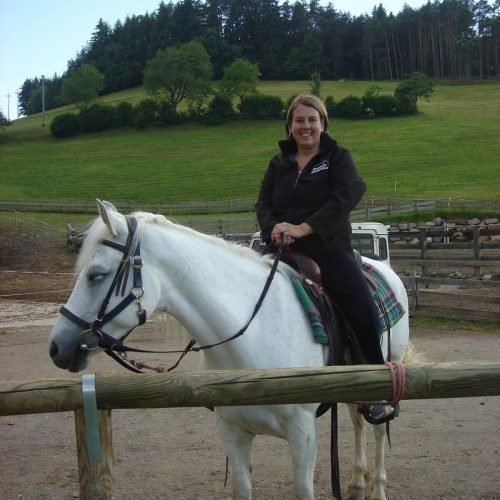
0,226,499,499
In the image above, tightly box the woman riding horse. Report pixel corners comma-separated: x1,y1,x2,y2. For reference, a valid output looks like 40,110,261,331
256,94,395,423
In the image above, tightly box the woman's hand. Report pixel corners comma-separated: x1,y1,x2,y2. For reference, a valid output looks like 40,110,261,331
271,222,313,246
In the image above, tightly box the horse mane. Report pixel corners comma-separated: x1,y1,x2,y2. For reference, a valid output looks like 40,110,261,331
76,210,274,274
133,211,275,267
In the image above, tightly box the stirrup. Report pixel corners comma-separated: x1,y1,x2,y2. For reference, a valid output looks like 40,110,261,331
358,402,399,425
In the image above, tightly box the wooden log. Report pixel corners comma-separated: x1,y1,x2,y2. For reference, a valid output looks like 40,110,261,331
75,409,114,500
1,363,499,416
94,362,500,410
0,376,82,415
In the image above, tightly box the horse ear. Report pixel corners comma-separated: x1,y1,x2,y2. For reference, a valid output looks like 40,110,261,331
96,199,118,236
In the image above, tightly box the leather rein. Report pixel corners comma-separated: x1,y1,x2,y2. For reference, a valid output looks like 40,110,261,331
59,216,283,373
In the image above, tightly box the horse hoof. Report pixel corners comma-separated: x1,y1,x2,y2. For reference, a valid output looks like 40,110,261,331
345,485,366,500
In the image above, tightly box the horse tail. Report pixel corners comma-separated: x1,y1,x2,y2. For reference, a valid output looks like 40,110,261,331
402,341,425,363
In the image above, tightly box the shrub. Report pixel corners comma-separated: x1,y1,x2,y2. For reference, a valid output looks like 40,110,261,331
78,104,116,132
239,94,284,120
158,102,186,125
395,93,418,115
394,72,434,115
50,113,80,138
324,95,336,117
203,94,236,125
361,94,399,117
134,98,159,128
335,95,364,119
115,101,136,127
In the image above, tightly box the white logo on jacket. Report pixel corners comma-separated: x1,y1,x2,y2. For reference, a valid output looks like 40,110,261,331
310,160,329,174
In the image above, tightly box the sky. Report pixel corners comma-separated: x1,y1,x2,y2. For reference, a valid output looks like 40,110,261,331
0,0,432,120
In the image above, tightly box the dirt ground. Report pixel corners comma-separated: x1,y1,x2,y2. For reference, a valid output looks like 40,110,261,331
0,226,499,499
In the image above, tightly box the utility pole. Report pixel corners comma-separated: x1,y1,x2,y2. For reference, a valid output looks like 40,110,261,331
15,91,20,119
6,92,10,121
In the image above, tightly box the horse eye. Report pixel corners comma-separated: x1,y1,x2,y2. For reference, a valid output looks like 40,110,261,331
88,270,106,283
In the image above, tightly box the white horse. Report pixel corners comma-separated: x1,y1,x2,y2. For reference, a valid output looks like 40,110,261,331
49,200,411,500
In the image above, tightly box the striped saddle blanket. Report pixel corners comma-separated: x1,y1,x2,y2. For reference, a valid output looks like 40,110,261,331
292,261,406,345
361,261,406,332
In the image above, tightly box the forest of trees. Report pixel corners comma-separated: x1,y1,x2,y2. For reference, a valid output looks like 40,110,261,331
18,0,499,115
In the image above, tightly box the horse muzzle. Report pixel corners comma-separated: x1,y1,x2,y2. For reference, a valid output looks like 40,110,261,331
49,324,92,372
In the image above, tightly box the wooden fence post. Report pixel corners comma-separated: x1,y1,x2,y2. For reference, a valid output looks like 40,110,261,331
411,271,418,312
74,409,114,499
473,226,481,278
74,374,114,499
419,229,428,276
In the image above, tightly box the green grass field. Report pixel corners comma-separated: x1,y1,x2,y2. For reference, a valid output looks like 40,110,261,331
1,80,499,202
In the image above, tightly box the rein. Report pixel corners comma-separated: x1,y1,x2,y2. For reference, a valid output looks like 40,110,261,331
166,244,284,371
60,219,284,374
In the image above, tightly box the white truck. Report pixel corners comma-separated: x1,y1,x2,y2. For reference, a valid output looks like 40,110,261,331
250,222,390,264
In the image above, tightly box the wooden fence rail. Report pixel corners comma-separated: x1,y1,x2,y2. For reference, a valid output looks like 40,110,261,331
402,276,500,322
2,362,500,416
2,362,499,498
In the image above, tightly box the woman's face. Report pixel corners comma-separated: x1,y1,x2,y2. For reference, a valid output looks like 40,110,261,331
289,103,324,151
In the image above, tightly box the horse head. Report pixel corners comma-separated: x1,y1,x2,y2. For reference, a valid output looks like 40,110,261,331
49,200,160,372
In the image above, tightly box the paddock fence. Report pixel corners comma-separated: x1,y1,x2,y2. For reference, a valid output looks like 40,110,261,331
402,276,500,322
1,362,499,498
388,226,500,322
1,203,499,322
0,197,498,217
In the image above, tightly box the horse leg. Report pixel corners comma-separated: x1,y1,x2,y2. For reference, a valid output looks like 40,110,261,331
369,423,387,500
346,404,369,500
286,409,317,500
215,416,254,500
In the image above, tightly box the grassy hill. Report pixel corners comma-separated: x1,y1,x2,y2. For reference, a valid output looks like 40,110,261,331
1,80,499,202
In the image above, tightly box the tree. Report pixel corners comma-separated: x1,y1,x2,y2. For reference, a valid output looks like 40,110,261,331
309,70,322,97
143,41,213,112
61,65,104,111
87,18,112,72
219,58,261,102
394,72,434,113
0,110,10,127
18,75,63,115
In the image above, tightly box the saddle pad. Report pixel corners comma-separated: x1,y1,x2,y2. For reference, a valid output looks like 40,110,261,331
292,278,329,344
362,261,406,331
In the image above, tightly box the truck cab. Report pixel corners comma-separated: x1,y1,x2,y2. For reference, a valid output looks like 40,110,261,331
250,222,390,265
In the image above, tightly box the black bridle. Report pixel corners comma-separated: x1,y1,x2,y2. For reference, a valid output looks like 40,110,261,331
60,216,150,373
59,216,284,374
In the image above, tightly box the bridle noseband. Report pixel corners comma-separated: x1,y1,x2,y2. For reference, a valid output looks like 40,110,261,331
59,216,148,373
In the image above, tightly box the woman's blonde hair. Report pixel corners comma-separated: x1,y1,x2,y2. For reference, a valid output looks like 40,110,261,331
286,94,329,135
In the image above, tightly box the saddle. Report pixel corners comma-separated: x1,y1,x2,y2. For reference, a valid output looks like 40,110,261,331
283,250,406,349
281,250,367,366
282,249,362,288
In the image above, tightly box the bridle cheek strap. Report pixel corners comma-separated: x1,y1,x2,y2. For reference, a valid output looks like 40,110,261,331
98,293,145,326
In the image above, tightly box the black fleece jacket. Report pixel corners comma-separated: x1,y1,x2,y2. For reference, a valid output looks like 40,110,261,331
255,132,366,255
